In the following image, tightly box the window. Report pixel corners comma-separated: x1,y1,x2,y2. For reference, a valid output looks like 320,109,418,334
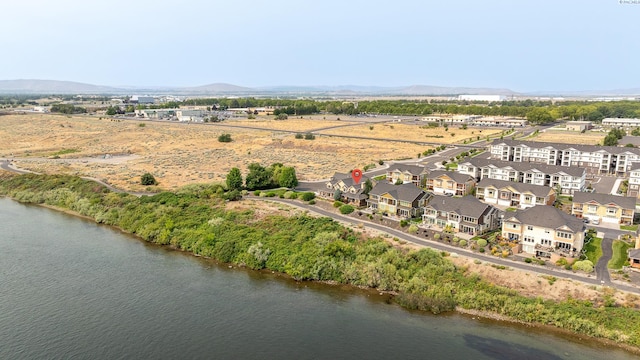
606,207,617,215
523,236,534,243
556,231,572,239
526,225,533,231
541,239,552,246
587,205,597,213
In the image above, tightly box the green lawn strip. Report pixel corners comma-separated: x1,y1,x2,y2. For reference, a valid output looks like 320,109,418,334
608,240,631,269
583,237,603,264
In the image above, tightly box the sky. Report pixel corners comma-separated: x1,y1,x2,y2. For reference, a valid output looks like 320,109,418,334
1,0,638,92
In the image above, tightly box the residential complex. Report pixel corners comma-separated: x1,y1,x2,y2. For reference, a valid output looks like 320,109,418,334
367,183,430,218
602,118,640,128
571,192,636,225
457,157,585,194
475,178,556,209
502,205,586,260
489,139,640,176
320,172,370,206
385,164,428,187
423,195,501,235
425,170,476,196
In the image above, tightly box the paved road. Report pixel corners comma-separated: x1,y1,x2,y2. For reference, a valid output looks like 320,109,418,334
596,238,613,284
1,160,32,174
253,196,640,295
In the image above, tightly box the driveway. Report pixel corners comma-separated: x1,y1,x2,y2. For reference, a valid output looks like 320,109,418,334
596,238,613,284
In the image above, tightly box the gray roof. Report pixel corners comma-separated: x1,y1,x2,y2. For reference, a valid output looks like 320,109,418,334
460,157,585,177
491,139,640,156
476,178,554,198
369,182,428,202
505,205,585,233
387,163,427,175
428,170,475,183
572,191,636,210
328,172,370,188
426,195,495,218
620,136,640,147
629,248,640,259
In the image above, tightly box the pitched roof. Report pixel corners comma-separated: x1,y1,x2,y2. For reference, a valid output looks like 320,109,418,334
459,157,585,177
328,172,370,188
387,163,427,174
629,248,640,259
428,170,475,183
491,139,640,156
369,182,428,202
476,178,554,198
505,205,585,233
426,195,495,218
572,191,636,210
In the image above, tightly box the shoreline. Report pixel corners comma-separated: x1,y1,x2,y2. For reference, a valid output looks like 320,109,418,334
2,195,639,355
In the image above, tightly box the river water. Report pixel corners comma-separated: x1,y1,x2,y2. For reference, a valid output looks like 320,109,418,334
0,198,635,359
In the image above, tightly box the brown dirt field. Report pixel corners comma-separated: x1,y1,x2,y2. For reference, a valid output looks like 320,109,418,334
227,117,357,132
530,130,606,145
0,114,427,190
317,122,501,144
449,256,639,307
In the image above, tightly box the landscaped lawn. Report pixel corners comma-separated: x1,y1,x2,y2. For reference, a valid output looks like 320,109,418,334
620,224,638,231
583,237,603,264
608,240,631,269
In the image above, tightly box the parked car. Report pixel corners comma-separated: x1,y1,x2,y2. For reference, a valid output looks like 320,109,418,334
592,219,600,225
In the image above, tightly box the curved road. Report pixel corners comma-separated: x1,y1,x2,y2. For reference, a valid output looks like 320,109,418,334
251,196,640,295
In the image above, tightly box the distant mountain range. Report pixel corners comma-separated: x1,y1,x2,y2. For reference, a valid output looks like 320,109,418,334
0,79,638,97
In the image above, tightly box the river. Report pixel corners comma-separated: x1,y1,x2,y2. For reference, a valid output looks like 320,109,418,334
0,198,635,359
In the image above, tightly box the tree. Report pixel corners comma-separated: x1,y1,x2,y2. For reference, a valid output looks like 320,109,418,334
106,106,117,115
245,163,273,190
395,178,404,185
141,173,157,186
218,133,232,142
278,166,298,188
226,167,243,191
526,108,554,124
363,179,373,194
275,113,288,120
333,189,342,201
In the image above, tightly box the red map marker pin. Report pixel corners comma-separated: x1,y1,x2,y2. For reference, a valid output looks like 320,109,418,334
351,169,363,185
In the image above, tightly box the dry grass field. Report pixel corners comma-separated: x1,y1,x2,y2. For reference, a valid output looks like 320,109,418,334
317,122,501,144
0,114,432,190
530,130,606,145
227,117,356,132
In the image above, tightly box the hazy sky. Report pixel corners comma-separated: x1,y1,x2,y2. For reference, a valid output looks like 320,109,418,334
1,0,638,91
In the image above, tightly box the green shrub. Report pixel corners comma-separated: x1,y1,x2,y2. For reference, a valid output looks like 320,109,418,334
525,258,533,263
476,239,488,247
253,190,261,196
294,133,304,139
300,192,315,201
408,224,419,234
308,199,316,205
333,201,344,208
140,173,157,186
479,247,485,253
434,233,441,240
400,219,409,227
458,239,467,247
265,192,276,197
339,204,355,214
283,191,296,199
573,260,594,273
218,133,232,142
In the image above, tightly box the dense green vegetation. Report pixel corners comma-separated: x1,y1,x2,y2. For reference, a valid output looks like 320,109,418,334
609,240,632,269
179,97,640,124
583,237,603,264
50,104,87,114
1,173,640,348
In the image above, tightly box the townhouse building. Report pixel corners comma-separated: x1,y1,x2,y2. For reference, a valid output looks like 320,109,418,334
489,139,640,176
502,205,586,260
475,178,556,209
423,195,501,235
385,164,428,187
571,192,636,225
319,172,370,206
425,170,476,196
367,183,430,219
457,157,585,195
627,165,640,199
